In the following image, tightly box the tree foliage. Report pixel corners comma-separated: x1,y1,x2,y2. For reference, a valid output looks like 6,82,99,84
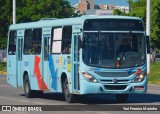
0,0,12,49
113,9,127,16
0,0,75,49
114,0,160,48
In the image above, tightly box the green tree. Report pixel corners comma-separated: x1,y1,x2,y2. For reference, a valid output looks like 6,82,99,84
0,0,12,49
128,0,146,21
129,0,160,48
0,0,75,49
114,0,160,49
16,0,75,22
150,0,160,48
113,9,127,16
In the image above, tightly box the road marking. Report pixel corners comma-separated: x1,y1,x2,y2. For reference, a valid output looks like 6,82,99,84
148,84,160,87
0,85,12,87
0,96,61,105
86,111,109,114
96,111,109,114
147,90,160,94
0,77,6,80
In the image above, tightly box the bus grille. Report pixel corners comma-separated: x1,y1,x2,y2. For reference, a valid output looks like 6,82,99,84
100,79,129,84
104,85,127,90
95,72,133,77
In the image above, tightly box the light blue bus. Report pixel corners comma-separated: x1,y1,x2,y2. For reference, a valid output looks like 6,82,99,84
7,15,149,103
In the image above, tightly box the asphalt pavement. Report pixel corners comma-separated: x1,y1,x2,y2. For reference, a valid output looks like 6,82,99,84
0,74,160,114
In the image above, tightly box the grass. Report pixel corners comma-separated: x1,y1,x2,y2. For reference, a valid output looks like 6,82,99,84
148,62,160,85
0,62,6,71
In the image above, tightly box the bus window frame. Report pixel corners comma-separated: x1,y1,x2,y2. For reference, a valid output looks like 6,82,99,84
23,29,32,55
61,26,72,54
51,26,63,54
30,28,42,55
8,30,17,55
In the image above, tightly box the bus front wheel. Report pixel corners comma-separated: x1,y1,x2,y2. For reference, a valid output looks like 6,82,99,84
24,75,34,98
115,94,128,103
63,78,75,103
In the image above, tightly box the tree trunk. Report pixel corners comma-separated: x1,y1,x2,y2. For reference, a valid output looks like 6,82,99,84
150,48,157,63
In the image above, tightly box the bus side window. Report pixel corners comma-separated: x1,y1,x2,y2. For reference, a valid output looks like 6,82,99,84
62,26,72,54
31,28,42,55
24,29,32,55
51,27,62,54
44,38,49,61
8,31,16,55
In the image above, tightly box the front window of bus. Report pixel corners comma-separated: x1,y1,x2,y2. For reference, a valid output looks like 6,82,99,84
82,19,146,68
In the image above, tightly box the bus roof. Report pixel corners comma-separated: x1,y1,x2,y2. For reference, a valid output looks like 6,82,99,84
9,15,142,30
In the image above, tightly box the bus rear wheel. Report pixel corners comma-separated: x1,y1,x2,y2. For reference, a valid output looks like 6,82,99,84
24,75,34,98
115,94,128,103
63,78,75,103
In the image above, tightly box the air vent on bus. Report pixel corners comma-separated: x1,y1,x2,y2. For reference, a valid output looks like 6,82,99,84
95,72,134,77
104,85,127,90
39,18,58,21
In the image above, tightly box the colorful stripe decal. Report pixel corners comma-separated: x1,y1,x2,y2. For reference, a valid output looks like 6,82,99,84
49,55,57,91
34,55,48,90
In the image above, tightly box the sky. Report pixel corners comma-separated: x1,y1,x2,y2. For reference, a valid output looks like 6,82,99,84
67,0,130,6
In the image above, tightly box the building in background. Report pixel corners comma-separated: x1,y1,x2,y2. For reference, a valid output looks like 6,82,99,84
74,0,129,15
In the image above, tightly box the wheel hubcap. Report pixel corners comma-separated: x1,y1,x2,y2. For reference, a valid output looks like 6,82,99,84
65,83,70,97
25,81,29,94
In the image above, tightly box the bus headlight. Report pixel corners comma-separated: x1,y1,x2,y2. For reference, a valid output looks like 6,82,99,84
82,71,98,83
132,72,146,83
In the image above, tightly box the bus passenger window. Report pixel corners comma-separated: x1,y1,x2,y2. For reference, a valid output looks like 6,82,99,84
62,26,72,54
31,28,42,55
44,38,49,61
24,29,32,54
51,27,62,53
8,31,16,55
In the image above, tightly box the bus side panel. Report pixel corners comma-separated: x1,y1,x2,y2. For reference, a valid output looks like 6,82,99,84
7,55,17,87
22,55,31,87
30,55,41,90
48,55,59,92
49,55,73,93
62,55,72,93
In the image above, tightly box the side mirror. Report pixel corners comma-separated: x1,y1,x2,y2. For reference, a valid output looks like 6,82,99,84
146,35,151,54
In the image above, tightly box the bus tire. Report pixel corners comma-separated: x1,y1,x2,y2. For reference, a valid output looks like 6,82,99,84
23,75,34,98
115,94,128,103
63,78,75,103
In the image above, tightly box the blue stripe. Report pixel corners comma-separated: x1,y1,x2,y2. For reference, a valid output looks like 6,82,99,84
49,55,57,91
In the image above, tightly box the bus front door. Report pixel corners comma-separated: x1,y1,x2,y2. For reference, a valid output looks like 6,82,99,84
42,34,50,90
72,33,81,92
17,30,24,87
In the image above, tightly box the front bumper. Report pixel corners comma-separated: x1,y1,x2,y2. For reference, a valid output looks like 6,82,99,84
79,77,147,95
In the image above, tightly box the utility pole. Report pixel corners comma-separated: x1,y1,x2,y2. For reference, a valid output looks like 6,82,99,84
146,0,150,73
13,0,16,24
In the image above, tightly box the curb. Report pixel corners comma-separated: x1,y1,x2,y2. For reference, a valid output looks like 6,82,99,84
0,71,7,75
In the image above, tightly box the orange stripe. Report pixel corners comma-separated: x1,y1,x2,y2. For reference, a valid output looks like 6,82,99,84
34,55,48,90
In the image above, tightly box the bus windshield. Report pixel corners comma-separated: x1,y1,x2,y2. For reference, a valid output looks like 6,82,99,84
82,32,146,68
